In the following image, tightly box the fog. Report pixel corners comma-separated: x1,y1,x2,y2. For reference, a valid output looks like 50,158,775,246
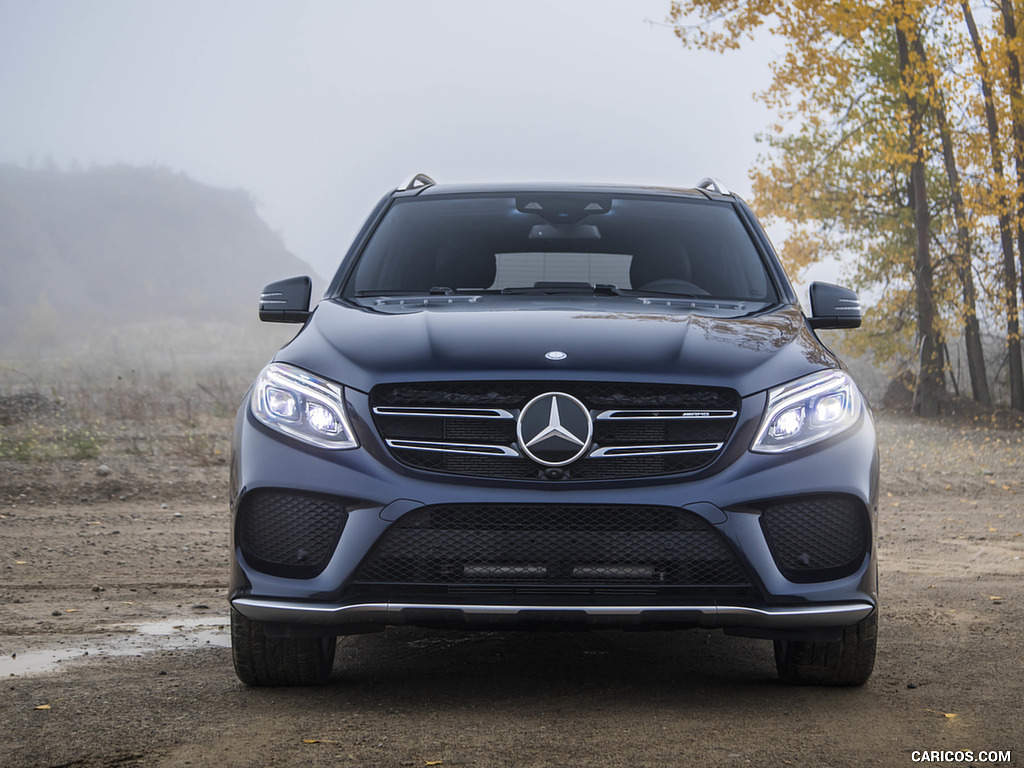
0,0,778,279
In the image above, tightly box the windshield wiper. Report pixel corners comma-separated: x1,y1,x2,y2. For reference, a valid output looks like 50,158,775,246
500,283,626,296
355,287,462,298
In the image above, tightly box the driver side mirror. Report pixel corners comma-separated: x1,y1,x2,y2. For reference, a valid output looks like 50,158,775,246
259,276,312,323
808,282,862,329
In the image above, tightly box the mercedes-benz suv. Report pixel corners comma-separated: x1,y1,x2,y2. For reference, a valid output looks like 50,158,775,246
229,175,878,687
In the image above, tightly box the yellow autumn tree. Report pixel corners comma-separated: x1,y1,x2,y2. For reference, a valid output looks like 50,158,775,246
668,0,1024,413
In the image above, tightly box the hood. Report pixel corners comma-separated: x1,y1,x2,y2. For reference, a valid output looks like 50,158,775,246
276,299,838,397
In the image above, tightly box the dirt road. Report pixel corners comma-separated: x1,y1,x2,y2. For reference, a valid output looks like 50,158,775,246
1,413,1021,768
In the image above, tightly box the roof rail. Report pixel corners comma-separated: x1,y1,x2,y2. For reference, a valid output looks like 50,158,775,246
398,173,437,192
696,177,731,196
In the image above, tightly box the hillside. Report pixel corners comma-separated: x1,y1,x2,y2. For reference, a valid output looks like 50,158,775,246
0,164,315,343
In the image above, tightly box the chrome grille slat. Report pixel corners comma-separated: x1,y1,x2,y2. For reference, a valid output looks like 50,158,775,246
595,409,736,420
589,442,723,458
386,439,520,457
374,406,515,420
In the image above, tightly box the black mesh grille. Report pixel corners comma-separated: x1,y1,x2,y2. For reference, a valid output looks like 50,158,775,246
352,504,750,588
373,381,739,410
238,492,348,576
759,497,869,582
372,381,739,480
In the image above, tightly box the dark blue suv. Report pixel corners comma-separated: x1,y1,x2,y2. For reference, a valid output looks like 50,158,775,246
229,175,878,687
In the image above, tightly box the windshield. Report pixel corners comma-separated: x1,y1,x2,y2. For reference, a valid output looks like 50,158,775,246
343,194,778,302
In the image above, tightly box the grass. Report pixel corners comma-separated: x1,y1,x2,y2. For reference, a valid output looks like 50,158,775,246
0,318,293,466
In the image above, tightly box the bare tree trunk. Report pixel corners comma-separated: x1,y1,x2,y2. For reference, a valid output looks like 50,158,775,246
911,33,991,406
896,16,945,417
963,1,1024,410
1002,1,1024,367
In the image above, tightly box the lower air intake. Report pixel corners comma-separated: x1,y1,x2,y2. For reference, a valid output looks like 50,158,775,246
759,496,869,582
353,504,749,588
237,492,348,577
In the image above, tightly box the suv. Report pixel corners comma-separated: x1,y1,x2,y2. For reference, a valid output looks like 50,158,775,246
229,175,878,687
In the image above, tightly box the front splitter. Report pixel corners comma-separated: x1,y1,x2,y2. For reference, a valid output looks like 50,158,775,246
231,597,873,630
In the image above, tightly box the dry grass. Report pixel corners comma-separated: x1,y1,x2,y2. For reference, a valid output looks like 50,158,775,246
0,319,294,465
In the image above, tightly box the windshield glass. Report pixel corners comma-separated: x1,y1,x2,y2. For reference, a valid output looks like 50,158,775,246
343,194,777,302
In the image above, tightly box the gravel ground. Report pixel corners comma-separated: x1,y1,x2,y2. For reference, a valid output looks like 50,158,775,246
0,411,1021,768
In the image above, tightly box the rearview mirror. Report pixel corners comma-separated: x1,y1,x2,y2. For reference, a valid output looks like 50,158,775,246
259,276,312,323
808,282,862,329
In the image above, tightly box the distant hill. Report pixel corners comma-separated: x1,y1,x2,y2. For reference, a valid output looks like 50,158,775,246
0,164,315,343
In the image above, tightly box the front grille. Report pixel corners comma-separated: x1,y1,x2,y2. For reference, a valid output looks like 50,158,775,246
352,504,750,589
759,497,869,582
371,381,740,480
237,492,348,577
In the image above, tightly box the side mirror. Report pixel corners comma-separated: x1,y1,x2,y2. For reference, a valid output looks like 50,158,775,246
259,276,312,323
808,282,862,329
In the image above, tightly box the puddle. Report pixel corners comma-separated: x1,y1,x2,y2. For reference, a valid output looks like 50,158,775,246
1,616,230,677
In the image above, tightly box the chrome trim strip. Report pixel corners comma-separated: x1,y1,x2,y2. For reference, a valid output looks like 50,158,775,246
589,442,723,458
595,409,736,421
374,406,515,420
232,598,874,629
386,439,520,457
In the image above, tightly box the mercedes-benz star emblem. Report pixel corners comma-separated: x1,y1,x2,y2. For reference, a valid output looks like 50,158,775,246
545,350,567,361
516,392,593,467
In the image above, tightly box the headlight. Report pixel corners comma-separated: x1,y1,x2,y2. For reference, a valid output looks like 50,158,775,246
751,370,863,454
251,362,359,450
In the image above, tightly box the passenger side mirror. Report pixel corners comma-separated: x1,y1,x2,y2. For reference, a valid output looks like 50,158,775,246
808,282,862,329
259,276,312,323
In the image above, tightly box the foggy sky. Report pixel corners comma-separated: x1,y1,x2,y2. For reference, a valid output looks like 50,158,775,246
0,0,779,281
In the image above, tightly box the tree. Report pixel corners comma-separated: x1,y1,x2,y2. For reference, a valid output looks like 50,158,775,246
962,0,1023,409
668,0,1024,412
911,24,991,406
895,7,946,416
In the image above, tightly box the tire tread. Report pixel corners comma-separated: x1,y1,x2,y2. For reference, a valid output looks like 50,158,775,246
774,611,877,686
231,609,336,687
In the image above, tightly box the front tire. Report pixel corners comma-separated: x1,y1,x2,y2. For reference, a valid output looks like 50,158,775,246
231,608,336,687
774,611,877,686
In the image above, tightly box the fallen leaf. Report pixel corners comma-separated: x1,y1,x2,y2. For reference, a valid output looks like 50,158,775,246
14,560,26,565
989,596,1003,601
34,704,51,710
926,708,958,719
426,762,444,766
65,609,78,613
87,521,102,525
302,739,339,744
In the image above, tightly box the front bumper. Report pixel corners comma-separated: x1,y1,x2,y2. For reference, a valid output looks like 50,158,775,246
229,387,879,635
